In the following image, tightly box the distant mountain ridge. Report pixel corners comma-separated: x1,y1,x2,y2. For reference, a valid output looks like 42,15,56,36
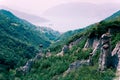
105,10,120,21
0,9,51,47
42,3,120,32
36,26,60,41
0,6,49,24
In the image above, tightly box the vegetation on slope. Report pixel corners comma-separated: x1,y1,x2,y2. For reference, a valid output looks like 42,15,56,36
0,9,60,79
15,36,115,80
16,10,120,80
48,28,85,54
0,9,120,80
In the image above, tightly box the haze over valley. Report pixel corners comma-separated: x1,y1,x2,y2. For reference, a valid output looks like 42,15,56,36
0,0,120,32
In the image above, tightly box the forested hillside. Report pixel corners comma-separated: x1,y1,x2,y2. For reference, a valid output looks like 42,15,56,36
0,9,60,79
0,9,120,80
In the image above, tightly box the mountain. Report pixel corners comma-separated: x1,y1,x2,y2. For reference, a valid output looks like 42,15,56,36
66,10,120,46
36,26,60,41
48,28,85,53
1,8,120,80
15,10,120,80
0,6,49,24
0,9,52,48
55,28,84,41
105,10,120,21
0,9,61,79
46,9,120,56
42,3,120,32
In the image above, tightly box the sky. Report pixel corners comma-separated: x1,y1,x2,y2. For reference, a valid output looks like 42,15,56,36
0,0,120,32
0,0,120,15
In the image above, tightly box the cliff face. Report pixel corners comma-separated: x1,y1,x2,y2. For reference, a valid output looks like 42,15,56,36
84,37,99,49
112,42,120,69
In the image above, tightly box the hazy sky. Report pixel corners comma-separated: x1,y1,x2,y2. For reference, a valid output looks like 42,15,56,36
0,0,120,32
0,0,120,15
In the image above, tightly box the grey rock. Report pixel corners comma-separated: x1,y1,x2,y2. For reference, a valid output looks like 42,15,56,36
84,37,99,49
69,36,84,49
16,59,34,75
46,50,51,57
64,60,90,75
62,45,69,53
111,41,120,69
98,33,111,71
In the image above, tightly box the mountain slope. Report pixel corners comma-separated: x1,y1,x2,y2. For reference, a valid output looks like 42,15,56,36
105,10,120,21
0,9,60,79
37,27,60,41
0,9,57,48
48,28,85,53
17,10,120,80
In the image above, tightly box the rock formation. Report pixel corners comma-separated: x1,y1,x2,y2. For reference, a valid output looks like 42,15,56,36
46,50,52,57
56,45,69,56
62,45,69,53
111,41,120,80
69,36,84,49
16,44,44,75
56,51,64,56
112,42,120,71
16,52,44,75
57,37,85,57
16,59,34,75
84,37,99,49
63,60,90,77
98,32,111,71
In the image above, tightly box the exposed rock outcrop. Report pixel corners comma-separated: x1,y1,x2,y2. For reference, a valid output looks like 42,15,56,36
57,37,85,56
16,44,44,75
98,33,112,71
17,59,34,75
111,42,120,80
16,52,44,75
46,50,52,57
56,45,69,56
112,42,120,75
56,51,64,57
69,36,84,49
63,60,90,77
62,45,69,53
84,37,99,49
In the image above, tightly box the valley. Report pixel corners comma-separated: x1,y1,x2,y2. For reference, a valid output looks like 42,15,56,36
0,8,120,80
